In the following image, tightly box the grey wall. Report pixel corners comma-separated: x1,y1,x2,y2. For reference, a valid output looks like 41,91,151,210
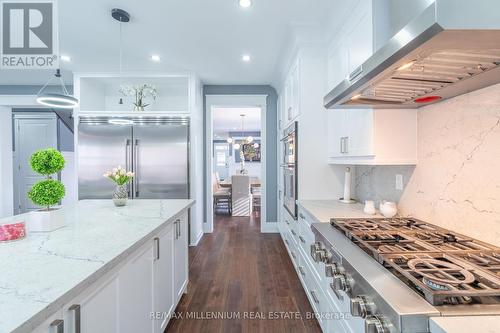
203,85,278,223
12,108,74,152
0,85,74,95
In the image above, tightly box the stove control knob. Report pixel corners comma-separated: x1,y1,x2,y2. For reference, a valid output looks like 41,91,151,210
310,242,330,263
350,295,375,318
325,262,344,277
365,316,390,333
331,273,349,292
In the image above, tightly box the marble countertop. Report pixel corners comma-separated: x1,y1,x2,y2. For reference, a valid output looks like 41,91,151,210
430,316,500,333
297,199,382,222
0,199,194,333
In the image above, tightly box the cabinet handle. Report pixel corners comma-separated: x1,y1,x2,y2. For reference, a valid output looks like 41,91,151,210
310,290,320,304
291,251,297,259
50,319,64,333
340,137,344,154
299,213,305,219
68,304,81,333
285,220,290,225
176,219,181,239
154,237,160,260
291,229,296,236
345,136,349,154
299,236,306,243
298,266,306,276
285,239,289,246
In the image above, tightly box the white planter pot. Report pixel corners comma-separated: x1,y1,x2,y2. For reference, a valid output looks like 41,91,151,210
26,208,65,232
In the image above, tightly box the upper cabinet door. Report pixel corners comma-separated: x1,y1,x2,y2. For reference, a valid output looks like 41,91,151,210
327,111,347,158
327,42,349,92
346,7,373,74
345,109,374,157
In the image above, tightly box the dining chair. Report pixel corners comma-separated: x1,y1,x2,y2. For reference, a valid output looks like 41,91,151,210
231,175,251,217
251,187,261,212
213,173,231,214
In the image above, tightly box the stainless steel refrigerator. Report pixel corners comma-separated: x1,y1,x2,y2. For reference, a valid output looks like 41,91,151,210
78,116,189,200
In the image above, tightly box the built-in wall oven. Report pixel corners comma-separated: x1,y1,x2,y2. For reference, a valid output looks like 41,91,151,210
282,122,297,219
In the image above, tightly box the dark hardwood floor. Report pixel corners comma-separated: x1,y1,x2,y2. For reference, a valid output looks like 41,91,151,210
165,212,321,333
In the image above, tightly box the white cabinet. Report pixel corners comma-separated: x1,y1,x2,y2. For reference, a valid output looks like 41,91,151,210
281,60,300,127
63,275,120,333
35,212,190,333
154,224,175,332
328,109,417,165
32,309,64,333
346,6,373,75
174,213,189,303
119,244,155,333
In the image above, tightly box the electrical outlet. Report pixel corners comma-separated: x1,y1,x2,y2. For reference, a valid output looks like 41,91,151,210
395,174,403,190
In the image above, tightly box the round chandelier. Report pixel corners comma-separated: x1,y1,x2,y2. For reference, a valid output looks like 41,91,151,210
36,69,79,109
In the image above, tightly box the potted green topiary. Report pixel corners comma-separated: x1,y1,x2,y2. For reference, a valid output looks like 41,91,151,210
26,148,66,232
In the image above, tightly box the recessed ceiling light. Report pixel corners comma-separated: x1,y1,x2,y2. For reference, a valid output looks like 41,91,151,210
242,54,251,62
60,55,71,62
151,54,161,62
239,0,252,8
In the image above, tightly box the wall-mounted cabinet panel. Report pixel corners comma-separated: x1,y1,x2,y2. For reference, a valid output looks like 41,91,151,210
328,109,417,165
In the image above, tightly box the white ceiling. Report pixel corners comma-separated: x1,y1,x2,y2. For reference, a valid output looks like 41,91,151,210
213,107,261,132
0,0,349,86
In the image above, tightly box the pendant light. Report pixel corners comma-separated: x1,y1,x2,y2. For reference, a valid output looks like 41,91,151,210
36,69,79,108
112,8,130,104
230,114,255,150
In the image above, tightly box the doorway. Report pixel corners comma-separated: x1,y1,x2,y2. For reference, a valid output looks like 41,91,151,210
205,95,268,233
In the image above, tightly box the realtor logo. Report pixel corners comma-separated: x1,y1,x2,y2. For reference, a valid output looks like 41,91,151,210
1,0,58,69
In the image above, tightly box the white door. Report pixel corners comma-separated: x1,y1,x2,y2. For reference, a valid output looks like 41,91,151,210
174,214,189,302
119,244,155,333
154,224,175,333
13,113,57,214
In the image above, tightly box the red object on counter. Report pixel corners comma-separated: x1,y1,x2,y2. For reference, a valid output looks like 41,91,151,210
415,96,442,104
0,222,26,242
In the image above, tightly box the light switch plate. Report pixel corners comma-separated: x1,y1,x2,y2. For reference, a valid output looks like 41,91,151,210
395,174,403,190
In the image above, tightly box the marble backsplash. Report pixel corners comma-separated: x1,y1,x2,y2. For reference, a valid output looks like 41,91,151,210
354,83,500,246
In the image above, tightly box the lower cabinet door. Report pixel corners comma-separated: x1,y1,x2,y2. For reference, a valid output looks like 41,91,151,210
32,309,64,333
119,243,155,333
63,276,119,333
154,223,175,332
174,213,189,302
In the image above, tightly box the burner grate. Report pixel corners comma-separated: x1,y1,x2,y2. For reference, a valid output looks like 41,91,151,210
330,217,500,306
381,253,500,305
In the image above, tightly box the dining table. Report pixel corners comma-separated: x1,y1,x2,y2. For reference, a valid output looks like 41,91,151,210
219,176,261,188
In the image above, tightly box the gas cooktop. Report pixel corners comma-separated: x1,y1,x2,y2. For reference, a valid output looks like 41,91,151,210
330,217,500,307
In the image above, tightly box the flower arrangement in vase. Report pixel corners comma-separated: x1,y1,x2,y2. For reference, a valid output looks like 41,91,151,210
119,84,157,111
103,166,134,206
27,148,66,232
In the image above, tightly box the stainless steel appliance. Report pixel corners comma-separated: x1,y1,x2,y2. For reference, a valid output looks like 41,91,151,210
281,122,298,219
311,218,500,333
324,0,500,109
78,116,189,200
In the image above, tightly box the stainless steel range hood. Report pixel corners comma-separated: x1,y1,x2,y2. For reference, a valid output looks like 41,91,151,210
324,0,500,109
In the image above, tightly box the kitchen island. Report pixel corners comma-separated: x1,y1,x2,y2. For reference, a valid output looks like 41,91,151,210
0,199,194,333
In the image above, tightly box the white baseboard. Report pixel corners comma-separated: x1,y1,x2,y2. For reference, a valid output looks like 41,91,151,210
202,222,213,233
189,229,204,247
261,222,278,233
